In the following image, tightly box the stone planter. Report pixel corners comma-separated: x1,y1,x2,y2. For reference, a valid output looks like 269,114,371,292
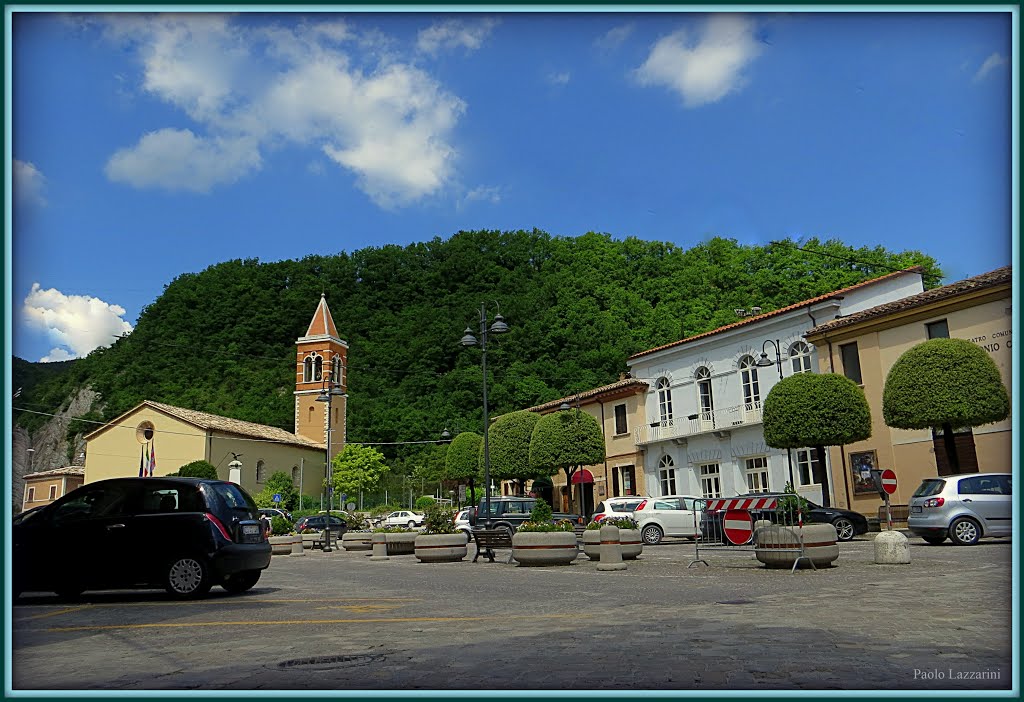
384,532,417,556
269,534,300,556
583,528,643,560
414,533,468,563
511,531,578,566
341,532,373,551
755,523,839,569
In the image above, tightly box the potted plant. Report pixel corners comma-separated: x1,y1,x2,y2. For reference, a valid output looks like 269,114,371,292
267,516,301,555
582,517,643,561
511,500,578,566
414,506,468,562
340,514,374,551
373,525,418,555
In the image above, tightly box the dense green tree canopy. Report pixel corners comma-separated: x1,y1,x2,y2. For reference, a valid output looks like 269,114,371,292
882,338,1010,430
177,460,219,479
253,470,300,511
763,373,872,449
14,230,941,478
330,444,389,497
486,411,543,482
529,410,606,475
444,432,482,483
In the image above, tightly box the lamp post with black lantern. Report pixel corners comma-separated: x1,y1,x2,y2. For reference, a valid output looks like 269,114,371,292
756,339,796,490
316,359,347,553
459,303,509,529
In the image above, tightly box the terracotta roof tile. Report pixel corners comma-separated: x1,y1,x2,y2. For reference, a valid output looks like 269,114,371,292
808,266,1012,335
522,378,649,414
628,267,925,360
305,293,340,339
24,467,85,479
147,401,325,450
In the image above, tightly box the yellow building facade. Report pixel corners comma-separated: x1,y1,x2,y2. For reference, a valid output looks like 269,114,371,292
805,267,1012,517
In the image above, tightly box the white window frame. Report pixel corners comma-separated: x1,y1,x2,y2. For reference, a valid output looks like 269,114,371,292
656,377,674,425
745,456,770,493
658,455,677,495
789,341,813,374
699,463,721,499
739,356,761,407
695,366,714,420
795,449,815,486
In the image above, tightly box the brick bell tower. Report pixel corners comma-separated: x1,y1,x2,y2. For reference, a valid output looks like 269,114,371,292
295,294,348,460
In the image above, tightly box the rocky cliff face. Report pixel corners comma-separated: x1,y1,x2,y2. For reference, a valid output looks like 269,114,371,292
13,387,98,512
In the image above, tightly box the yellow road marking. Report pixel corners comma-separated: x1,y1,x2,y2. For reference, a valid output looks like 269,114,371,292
47,613,590,633
25,606,91,620
316,604,404,613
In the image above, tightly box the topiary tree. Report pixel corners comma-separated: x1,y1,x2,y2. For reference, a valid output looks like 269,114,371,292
177,460,219,480
529,409,605,516
487,411,544,496
883,338,1010,474
415,495,437,511
445,432,483,506
254,470,300,511
762,373,872,507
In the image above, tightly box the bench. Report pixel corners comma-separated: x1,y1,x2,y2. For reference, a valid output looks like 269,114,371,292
472,529,514,563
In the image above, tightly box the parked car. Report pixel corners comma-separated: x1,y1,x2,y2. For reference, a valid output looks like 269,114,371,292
259,508,292,522
382,510,425,528
13,477,271,600
468,496,582,535
590,496,648,523
453,509,473,538
908,472,1012,545
632,495,703,544
700,493,870,542
293,514,349,537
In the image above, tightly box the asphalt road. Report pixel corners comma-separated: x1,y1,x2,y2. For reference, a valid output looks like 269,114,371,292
10,534,1014,693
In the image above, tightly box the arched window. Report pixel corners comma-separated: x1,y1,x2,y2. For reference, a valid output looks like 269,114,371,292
292,466,300,486
789,341,813,374
313,356,323,382
656,377,674,425
694,367,714,421
658,455,677,495
739,356,760,407
256,460,267,483
331,354,342,386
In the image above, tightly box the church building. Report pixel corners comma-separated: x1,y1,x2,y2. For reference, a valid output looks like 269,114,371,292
82,296,348,498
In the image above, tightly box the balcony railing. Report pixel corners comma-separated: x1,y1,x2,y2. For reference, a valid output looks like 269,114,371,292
634,401,763,445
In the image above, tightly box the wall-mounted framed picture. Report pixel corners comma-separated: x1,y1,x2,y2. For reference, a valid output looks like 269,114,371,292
850,450,879,495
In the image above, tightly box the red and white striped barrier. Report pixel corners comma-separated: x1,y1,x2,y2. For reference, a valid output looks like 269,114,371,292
704,497,778,512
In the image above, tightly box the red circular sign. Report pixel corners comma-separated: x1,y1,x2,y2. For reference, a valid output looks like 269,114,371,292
723,509,754,545
881,468,898,495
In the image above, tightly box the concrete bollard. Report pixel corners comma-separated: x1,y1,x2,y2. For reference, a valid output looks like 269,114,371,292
289,536,305,556
596,524,627,572
874,530,911,564
368,532,390,561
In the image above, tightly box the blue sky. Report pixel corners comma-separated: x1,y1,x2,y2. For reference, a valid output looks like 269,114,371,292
7,9,1014,364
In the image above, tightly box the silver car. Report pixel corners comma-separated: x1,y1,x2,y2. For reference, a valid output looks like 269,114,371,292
907,472,1012,545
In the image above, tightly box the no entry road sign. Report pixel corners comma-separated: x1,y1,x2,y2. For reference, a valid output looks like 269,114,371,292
723,509,754,545
881,469,898,495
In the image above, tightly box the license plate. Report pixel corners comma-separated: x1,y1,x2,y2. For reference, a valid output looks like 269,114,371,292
242,524,260,535
911,506,922,513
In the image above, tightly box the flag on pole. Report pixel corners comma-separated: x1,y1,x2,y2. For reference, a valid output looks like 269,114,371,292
148,441,157,477
139,446,145,477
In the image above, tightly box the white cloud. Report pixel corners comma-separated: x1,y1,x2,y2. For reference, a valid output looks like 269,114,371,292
974,52,1008,83
595,23,634,51
465,185,502,204
416,18,498,56
106,129,262,193
546,71,571,86
23,283,134,362
101,14,467,207
634,14,762,108
14,159,47,207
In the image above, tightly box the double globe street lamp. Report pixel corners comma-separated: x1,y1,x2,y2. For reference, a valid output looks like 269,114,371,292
316,360,346,553
459,303,509,529
756,338,796,489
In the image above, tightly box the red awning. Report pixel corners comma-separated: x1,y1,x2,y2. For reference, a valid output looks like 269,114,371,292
571,469,595,485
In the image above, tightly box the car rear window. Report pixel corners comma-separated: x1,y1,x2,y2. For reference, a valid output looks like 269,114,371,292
207,482,258,513
612,501,642,512
912,479,945,498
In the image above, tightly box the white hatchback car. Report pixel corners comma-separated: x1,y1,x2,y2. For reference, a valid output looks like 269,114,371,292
632,495,703,545
590,496,648,523
453,509,472,538
382,510,425,528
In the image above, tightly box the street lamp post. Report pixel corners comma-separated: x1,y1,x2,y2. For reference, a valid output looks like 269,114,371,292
756,339,796,490
459,303,509,528
316,360,346,553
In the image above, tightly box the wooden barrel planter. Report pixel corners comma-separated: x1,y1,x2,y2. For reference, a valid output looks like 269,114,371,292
511,531,578,566
755,523,839,569
269,535,300,556
582,529,643,560
341,532,373,551
414,533,469,563
384,532,417,556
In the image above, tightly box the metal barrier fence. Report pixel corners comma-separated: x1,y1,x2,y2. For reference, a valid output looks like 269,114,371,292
689,497,816,573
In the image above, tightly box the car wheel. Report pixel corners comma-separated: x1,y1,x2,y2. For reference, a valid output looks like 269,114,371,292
407,521,416,528
221,570,262,594
922,535,947,545
165,555,212,599
949,517,981,546
832,517,855,542
641,524,663,545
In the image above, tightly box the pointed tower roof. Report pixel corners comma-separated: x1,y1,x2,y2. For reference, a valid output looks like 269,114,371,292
305,293,340,338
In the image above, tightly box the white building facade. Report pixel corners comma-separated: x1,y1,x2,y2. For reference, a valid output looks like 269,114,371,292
626,269,925,507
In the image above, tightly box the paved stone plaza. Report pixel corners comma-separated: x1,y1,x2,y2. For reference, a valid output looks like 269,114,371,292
11,535,1014,692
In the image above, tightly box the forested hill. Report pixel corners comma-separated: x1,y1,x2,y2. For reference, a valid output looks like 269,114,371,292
15,230,940,467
